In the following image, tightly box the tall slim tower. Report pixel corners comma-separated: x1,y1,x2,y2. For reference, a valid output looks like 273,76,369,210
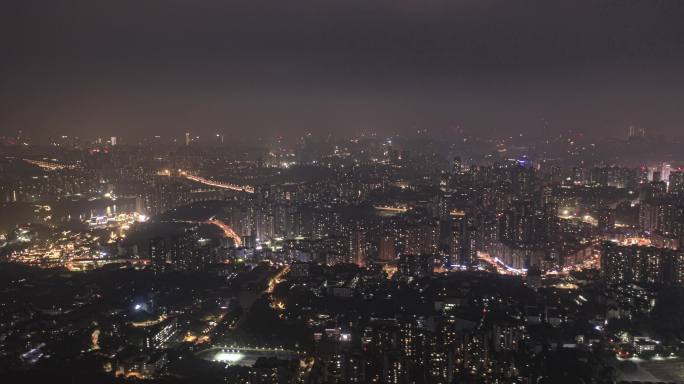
448,216,466,266
452,156,462,174
185,132,190,146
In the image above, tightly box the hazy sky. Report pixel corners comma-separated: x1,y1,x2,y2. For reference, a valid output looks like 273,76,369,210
2,0,684,141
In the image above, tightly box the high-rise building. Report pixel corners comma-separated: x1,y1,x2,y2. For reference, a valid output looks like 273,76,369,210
601,241,684,285
448,216,466,266
185,132,190,146
499,201,537,244
639,199,680,236
661,163,672,184
350,229,367,266
452,156,462,175
378,236,395,262
110,136,117,146
628,125,646,139
669,171,684,196
421,220,440,255
149,237,167,271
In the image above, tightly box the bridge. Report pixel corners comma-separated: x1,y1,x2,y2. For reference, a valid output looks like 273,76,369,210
373,204,408,213
23,158,76,170
179,170,254,193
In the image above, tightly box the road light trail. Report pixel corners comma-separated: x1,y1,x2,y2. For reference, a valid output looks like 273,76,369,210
373,205,408,213
161,218,243,247
23,158,75,170
266,265,290,294
477,251,525,275
206,219,242,247
179,170,254,193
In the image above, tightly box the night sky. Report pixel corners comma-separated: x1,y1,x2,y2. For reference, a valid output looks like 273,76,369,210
2,0,684,141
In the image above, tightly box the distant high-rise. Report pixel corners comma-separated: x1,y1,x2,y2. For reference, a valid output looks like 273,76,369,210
627,125,646,139
669,171,684,196
110,136,117,146
448,216,466,266
185,132,190,146
350,229,366,266
661,163,672,184
452,156,462,175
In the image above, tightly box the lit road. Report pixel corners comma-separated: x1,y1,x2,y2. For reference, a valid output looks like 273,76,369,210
266,265,290,311
476,251,523,275
266,265,290,294
23,158,75,170
222,265,290,331
373,205,408,213
207,218,242,247
477,241,602,277
180,170,254,193
160,219,243,247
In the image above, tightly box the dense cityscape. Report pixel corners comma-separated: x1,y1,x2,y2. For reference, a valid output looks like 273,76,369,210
1,127,684,383
3,1,684,383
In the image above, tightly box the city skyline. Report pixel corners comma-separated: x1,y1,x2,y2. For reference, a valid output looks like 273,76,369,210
3,133,684,382
3,2,684,383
